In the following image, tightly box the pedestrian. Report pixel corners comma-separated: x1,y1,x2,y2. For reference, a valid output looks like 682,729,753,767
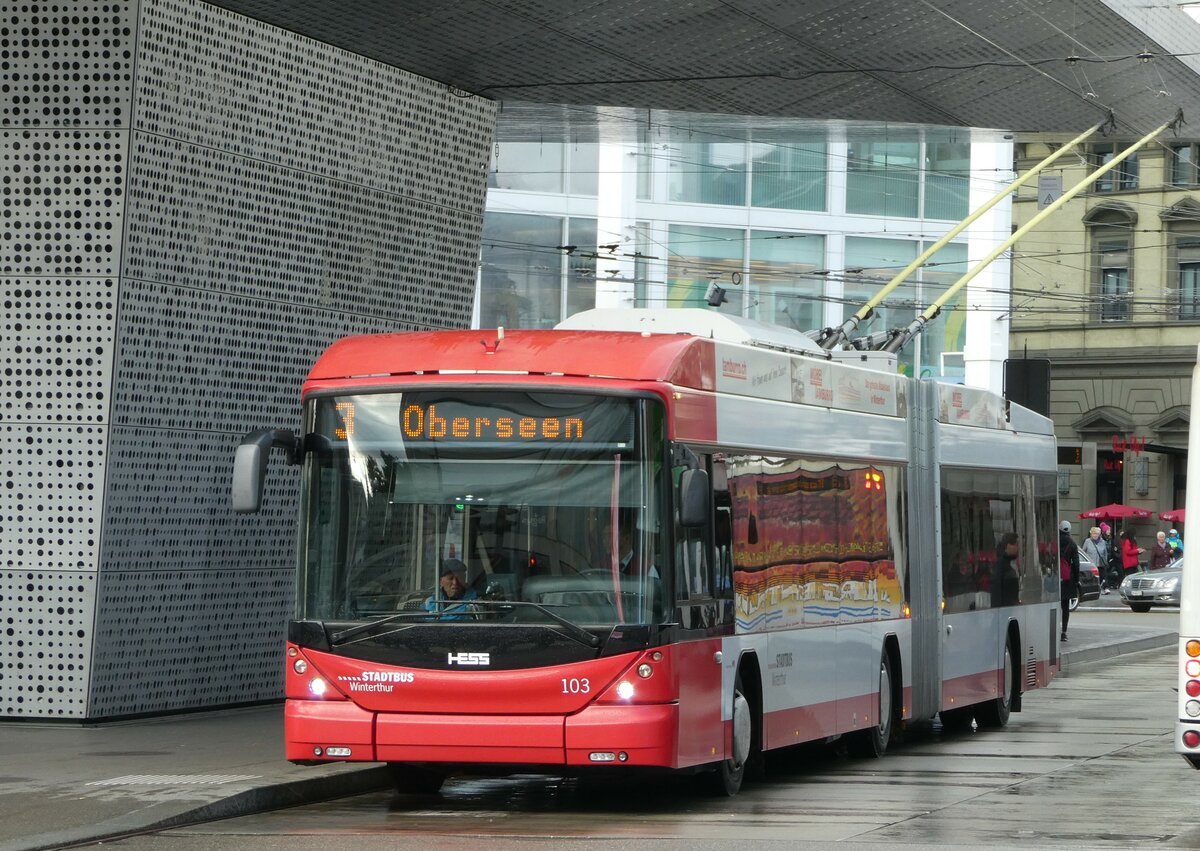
1059,521,1080,641
1150,531,1174,570
1120,529,1145,578
1167,528,1184,556
1101,523,1122,588
1081,526,1109,593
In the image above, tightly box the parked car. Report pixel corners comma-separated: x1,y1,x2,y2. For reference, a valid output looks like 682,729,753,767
1070,551,1102,611
1119,557,1183,612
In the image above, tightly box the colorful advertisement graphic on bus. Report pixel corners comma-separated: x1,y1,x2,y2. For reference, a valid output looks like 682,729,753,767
726,458,906,631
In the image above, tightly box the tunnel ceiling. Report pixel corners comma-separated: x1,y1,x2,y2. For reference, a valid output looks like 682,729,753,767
204,0,1200,134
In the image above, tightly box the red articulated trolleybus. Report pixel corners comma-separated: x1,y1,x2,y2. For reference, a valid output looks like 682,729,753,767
233,308,1062,795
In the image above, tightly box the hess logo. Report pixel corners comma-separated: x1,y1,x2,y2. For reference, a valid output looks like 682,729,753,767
447,652,490,666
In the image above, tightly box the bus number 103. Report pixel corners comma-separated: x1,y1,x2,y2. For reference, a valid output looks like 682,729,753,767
562,678,590,694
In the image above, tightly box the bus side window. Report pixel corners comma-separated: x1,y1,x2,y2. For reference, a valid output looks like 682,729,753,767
712,456,732,598
714,503,733,597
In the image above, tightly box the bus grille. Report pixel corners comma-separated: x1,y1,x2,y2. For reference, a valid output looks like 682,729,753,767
1025,646,1037,690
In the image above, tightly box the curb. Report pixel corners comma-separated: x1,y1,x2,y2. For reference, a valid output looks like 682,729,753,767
10,767,390,851
1060,632,1176,670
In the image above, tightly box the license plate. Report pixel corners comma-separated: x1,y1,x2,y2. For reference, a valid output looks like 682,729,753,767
1131,590,1143,597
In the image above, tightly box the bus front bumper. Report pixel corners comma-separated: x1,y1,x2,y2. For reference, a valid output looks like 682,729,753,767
284,699,681,767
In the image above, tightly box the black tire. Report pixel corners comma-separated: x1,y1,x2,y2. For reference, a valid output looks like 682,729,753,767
386,762,445,794
1068,593,1080,612
710,671,755,796
1129,603,1152,613
847,651,894,758
976,638,1014,728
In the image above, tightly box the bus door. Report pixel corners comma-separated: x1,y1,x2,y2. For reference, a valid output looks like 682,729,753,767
671,451,728,767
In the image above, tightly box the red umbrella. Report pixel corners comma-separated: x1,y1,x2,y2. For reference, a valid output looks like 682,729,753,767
1078,503,1153,520
1160,508,1186,524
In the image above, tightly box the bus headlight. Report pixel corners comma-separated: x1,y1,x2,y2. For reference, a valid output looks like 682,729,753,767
615,681,635,700
309,677,328,697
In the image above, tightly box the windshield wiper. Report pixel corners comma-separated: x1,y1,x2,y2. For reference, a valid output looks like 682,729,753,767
330,611,452,645
465,599,602,648
327,600,603,649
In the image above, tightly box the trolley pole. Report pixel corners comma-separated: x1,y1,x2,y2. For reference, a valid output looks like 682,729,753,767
818,118,1110,351
883,117,1176,354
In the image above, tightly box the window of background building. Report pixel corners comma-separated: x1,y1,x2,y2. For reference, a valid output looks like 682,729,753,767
566,143,600,196
636,129,652,200
843,236,919,373
746,231,825,332
748,132,827,212
565,218,598,318
846,139,919,217
632,222,653,305
666,224,744,310
918,241,968,379
489,141,565,193
1170,143,1200,186
1090,142,1138,192
924,142,970,220
1097,239,1131,320
479,212,564,329
667,131,748,206
1177,236,1200,320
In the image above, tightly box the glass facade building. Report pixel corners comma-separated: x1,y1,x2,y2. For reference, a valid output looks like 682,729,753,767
480,111,1002,381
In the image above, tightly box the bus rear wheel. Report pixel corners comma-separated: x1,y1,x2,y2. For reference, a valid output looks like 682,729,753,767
975,638,1014,728
847,650,894,758
386,762,445,794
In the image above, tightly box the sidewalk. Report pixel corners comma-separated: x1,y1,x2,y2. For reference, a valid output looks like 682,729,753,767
0,617,1177,851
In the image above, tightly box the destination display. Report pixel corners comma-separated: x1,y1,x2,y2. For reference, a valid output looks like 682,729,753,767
313,391,637,451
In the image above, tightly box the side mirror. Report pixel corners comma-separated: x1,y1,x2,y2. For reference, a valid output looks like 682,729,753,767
678,468,710,528
232,429,299,513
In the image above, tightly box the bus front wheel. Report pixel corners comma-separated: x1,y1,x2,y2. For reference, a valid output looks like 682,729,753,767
711,671,754,796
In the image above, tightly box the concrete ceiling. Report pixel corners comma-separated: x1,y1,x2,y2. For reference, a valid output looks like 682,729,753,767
205,0,1200,133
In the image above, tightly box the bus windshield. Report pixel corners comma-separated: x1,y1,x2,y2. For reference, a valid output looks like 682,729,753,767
297,390,667,630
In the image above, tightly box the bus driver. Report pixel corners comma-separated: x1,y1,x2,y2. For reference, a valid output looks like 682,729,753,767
424,558,478,617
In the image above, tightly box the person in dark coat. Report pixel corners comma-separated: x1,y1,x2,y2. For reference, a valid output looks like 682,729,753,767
1059,521,1080,641
995,531,1021,607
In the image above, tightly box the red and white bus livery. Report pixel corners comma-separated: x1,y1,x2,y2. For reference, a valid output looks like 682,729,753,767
234,308,1061,794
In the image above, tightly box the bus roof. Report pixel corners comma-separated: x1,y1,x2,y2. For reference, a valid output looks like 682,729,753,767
307,328,716,387
308,309,832,389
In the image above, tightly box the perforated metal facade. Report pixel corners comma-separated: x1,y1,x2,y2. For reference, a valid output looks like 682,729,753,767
2,0,495,719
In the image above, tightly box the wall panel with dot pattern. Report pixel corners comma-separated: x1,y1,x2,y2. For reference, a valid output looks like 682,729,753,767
0,1,135,718
2,0,496,719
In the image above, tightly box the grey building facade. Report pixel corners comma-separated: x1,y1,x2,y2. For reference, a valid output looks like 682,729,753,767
2,0,494,719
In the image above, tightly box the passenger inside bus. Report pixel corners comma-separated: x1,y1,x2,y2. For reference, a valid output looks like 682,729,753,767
996,532,1021,606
